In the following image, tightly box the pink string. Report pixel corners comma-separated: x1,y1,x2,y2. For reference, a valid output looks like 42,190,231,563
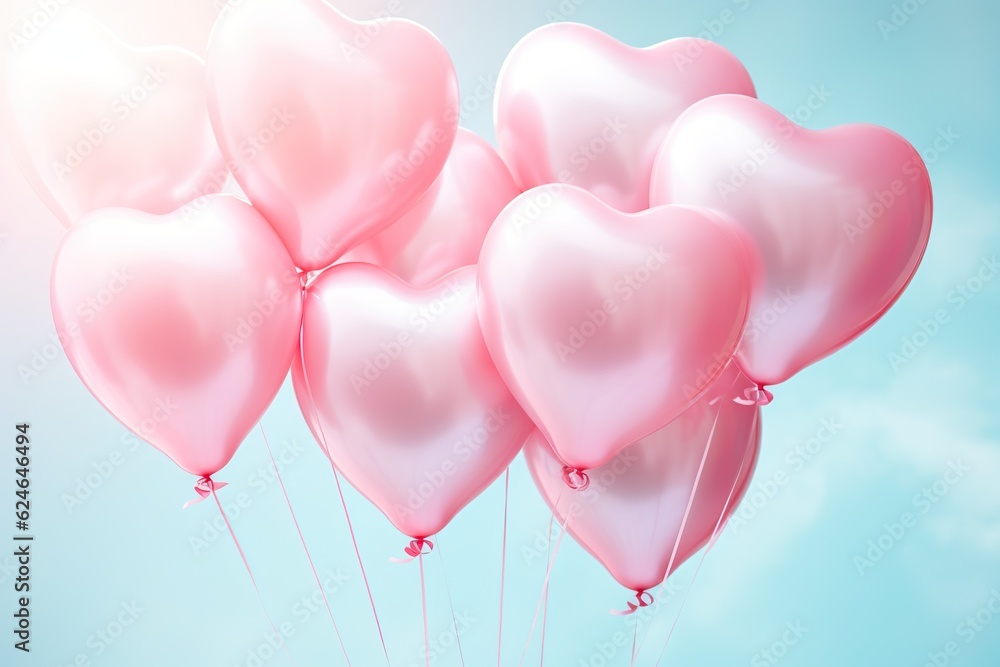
633,372,743,659
497,467,510,667
419,551,430,667
650,407,761,667
538,508,556,666
298,290,391,666
518,493,570,667
630,622,639,666
258,423,351,665
435,541,466,666
207,479,294,666
329,456,391,664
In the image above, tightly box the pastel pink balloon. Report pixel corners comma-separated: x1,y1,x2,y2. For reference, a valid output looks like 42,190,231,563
50,195,302,477
291,351,326,457
650,95,933,385
297,264,534,538
525,363,761,593
494,23,756,213
206,0,460,271
340,128,521,284
1,8,224,226
477,185,753,471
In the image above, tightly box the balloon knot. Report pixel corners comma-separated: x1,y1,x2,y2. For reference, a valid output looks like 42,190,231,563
734,384,773,406
561,466,590,491
610,590,654,616
299,270,321,290
391,538,434,563
183,476,228,509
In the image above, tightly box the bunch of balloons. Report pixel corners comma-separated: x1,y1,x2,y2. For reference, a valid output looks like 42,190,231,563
10,0,932,612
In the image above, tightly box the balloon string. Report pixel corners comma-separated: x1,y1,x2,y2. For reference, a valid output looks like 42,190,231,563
518,492,570,667
630,621,639,666
497,467,510,667
651,406,760,667
419,551,430,667
298,290,392,666
329,457,391,664
209,480,294,666
633,371,742,659
538,507,556,667
258,423,351,666
435,540,466,667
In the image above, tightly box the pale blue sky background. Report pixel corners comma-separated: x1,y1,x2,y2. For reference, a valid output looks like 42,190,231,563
1,0,999,665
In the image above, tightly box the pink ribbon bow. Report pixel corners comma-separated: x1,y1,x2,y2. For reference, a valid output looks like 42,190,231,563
734,384,774,406
610,590,654,616
182,476,228,509
390,538,434,563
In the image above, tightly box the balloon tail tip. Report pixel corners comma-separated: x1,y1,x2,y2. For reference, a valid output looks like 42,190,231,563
734,384,773,406
561,466,590,491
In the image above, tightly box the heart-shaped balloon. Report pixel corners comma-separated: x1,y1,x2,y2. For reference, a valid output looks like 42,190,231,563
494,23,756,213
525,363,761,593
650,94,933,386
477,185,753,471
2,8,224,226
297,264,533,539
340,128,521,285
206,0,459,271
50,195,302,477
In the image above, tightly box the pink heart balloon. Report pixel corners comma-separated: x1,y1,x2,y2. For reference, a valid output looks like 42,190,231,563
494,23,756,213
525,363,761,593
1,8,224,226
297,264,534,539
477,185,753,472
650,94,933,386
340,128,521,285
206,0,460,271
50,195,302,477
